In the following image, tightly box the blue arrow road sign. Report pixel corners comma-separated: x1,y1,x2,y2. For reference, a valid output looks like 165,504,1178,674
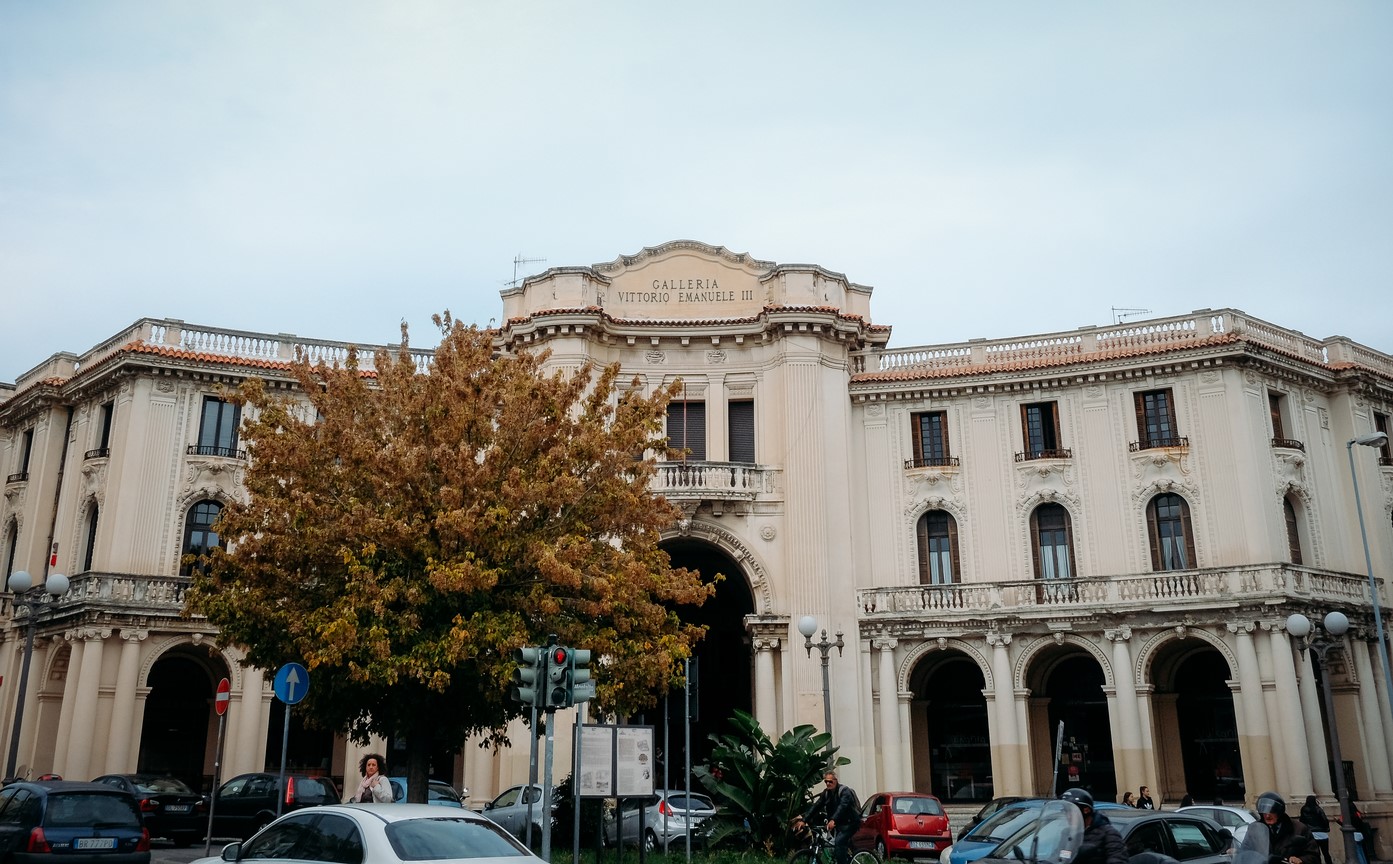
273,663,309,705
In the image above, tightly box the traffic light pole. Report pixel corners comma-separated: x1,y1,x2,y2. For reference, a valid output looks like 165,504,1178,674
524,699,538,849
541,705,556,861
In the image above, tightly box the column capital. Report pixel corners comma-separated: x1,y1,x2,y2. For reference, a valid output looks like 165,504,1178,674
66,627,112,642
874,638,898,652
1227,621,1256,635
118,629,149,643
1105,626,1134,643
986,632,1013,649
753,637,782,652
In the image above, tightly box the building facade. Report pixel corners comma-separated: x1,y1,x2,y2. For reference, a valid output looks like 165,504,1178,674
3,241,1392,843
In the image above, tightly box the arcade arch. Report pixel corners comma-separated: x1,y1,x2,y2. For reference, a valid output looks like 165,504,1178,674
908,649,990,802
139,640,231,788
1149,638,1243,803
1024,643,1115,801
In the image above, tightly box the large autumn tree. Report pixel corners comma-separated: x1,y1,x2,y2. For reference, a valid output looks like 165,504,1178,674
187,314,710,800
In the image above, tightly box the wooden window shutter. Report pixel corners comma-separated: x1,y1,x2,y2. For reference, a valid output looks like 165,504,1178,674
666,401,707,461
1146,498,1163,571
947,512,960,580
1284,497,1303,565
1029,507,1042,579
1180,498,1197,568
728,400,755,464
1134,393,1148,444
916,514,930,584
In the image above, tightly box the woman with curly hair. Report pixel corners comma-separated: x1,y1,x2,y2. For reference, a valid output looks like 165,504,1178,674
353,753,394,803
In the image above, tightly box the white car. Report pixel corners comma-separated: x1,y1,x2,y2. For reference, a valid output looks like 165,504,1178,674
192,802,547,864
1176,805,1257,845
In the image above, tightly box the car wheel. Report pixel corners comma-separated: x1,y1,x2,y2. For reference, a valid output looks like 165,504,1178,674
877,839,889,860
644,830,657,852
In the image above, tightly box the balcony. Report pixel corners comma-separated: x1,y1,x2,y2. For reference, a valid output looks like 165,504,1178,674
186,444,247,460
4,472,27,484
84,447,110,460
12,572,194,625
904,455,961,470
856,564,1371,621
651,461,776,503
1015,449,1072,462
1129,436,1189,452
1271,438,1305,451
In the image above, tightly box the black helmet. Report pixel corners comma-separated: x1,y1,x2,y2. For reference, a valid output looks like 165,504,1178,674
1256,792,1286,816
1061,788,1095,811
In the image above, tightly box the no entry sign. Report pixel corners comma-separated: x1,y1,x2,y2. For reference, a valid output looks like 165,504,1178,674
215,678,231,715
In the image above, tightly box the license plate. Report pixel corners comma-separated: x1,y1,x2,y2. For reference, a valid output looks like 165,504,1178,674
909,841,937,850
76,838,117,850
164,804,191,813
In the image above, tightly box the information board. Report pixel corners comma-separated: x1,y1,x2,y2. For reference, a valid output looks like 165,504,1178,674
577,725,654,798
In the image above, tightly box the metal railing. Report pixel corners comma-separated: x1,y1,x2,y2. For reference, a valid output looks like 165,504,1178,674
186,444,247,460
904,455,962,469
84,447,110,460
1015,449,1073,462
4,472,27,484
1271,438,1305,451
1129,436,1190,452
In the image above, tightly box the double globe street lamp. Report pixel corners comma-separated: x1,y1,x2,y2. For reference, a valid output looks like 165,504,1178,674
798,615,844,739
4,570,70,781
1286,610,1359,864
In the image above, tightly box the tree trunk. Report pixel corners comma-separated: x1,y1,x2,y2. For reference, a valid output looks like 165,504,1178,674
405,712,434,803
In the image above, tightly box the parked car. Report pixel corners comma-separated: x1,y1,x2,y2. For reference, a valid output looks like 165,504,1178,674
208,772,340,840
946,798,1131,864
190,803,545,864
603,790,717,850
477,784,546,839
0,780,151,863
1176,805,1256,845
1101,809,1233,864
852,792,951,859
956,797,1027,841
91,774,207,847
387,777,466,807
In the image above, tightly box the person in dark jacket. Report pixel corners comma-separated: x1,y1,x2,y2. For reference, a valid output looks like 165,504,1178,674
1298,796,1333,864
1137,786,1155,809
796,772,861,864
1062,788,1127,864
1256,791,1318,864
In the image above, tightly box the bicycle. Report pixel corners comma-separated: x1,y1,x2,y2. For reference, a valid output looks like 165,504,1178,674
788,823,880,864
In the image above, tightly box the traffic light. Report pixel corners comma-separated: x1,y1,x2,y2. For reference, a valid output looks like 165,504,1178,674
570,648,595,706
547,646,571,709
511,647,543,707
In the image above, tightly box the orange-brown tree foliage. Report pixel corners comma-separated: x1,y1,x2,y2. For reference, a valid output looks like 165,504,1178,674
188,316,710,798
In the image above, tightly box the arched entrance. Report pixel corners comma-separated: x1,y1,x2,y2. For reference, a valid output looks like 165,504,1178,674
1151,642,1242,803
650,538,755,778
1028,649,1115,801
139,645,229,790
910,651,991,801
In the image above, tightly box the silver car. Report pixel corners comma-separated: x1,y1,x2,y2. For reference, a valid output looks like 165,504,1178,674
604,790,717,850
477,784,546,838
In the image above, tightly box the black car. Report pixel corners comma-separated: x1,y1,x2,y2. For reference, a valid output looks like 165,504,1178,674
0,780,150,863
1105,809,1233,864
209,772,340,840
91,774,207,847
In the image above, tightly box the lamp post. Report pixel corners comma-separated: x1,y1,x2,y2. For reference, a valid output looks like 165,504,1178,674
1347,431,1393,726
797,615,844,738
4,570,69,781
1287,611,1359,864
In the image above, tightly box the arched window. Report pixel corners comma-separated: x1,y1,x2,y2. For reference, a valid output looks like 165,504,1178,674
82,503,99,572
181,500,223,576
1031,503,1075,582
1146,493,1196,571
3,519,17,579
1283,497,1303,565
916,510,959,585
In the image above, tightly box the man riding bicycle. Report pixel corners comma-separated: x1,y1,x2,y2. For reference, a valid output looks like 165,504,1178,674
793,771,861,864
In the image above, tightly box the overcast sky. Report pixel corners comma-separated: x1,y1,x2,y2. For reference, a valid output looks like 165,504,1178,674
3,2,1390,382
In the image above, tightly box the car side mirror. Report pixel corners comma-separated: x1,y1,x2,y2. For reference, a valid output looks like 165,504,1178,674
484,802,494,810
221,843,242,861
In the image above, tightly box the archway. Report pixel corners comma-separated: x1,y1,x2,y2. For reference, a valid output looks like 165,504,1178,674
1152,642,1242,803
647,538,755,779
139,646,228,790
910,651,991,801
1029,649,1115,801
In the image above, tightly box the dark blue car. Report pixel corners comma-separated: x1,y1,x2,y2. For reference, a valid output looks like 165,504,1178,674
0,780,150,863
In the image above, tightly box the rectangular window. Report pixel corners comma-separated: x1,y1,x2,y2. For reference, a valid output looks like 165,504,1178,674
98,402,115,451
1376,412,1392,464
19,429,33,473
197,397,242,457
1268,392,1286,439
1021,402,1062,458
1134,389,1181,449
727,400,755,464
666,401,707,461
910,411,951,467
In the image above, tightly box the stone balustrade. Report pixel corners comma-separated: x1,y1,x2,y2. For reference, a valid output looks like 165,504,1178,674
651,461,777,500
14,572,196,621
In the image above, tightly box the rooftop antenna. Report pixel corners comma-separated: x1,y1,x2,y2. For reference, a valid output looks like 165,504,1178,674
1111,306,1152,325
506,253,547,288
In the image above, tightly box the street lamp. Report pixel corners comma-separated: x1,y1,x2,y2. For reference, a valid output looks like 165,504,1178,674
1347,431,1393,727
1287,611,1359,864
4,570,69,781
797,615,844,738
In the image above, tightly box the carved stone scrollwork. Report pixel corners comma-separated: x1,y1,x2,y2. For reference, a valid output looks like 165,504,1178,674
1105,626,1133,643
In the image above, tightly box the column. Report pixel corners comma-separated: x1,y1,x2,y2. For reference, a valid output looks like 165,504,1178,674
1230,622,1276,796
1269,622,1313,797
876,640,901,791
987,633,1021,795
1350,640,1393,795
1373,644,1393,792
52,636,84,775
1260,623,1292,793
104,630,147,773
898,692,914,791
753,637,779,734
232,665,266,775
16,639,52,775
63,628,110,780
1107,627,1144,793
1297,645,1334,797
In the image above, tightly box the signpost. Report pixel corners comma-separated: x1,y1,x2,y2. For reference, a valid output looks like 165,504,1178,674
203,678,232,857
272,663,310,817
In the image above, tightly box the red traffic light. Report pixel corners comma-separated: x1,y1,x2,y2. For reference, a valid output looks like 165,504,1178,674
553,648,569,665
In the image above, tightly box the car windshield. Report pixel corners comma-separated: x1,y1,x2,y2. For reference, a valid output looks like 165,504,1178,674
973,804,1043,842
295,778,336,801
45,793,142,828
386,817,531,860
894,797,943,816
133,776,195,795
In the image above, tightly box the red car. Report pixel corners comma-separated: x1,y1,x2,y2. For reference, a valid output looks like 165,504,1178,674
852,792,951,859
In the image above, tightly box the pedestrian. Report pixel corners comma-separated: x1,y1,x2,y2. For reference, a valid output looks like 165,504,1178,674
1255,791,1317,864
1137,786,1155,809
1062,788,1127,864
354,752,394,803
1299,795,1333,864
1121,792,1135,807
794,771,861,864
1181,793,1195,808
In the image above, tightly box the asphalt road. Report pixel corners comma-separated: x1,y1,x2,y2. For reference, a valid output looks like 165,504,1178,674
151,838,239,864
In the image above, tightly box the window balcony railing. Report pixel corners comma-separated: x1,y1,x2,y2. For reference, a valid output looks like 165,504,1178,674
1129,436,1189,452
651,461,776,501
186,444,247,460
856,563,1371,619
84,447,110,460
1014,448,1073,462
904,455,962,469
11,572,193,624
5,472,28,484
1270,438,1305,451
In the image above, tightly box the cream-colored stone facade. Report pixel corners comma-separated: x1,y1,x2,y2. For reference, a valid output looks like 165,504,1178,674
3,242,1393,853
